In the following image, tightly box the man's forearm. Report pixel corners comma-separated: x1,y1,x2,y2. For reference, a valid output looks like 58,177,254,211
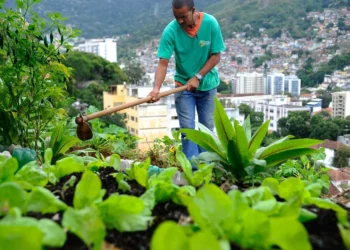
198,53,221,77
154,62,168,91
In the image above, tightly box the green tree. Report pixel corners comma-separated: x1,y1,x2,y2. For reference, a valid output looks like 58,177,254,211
63,51,128,86
333,145,350,168
310,121,340,140
124,62,145,85
0,0,80,151
277,112,311,138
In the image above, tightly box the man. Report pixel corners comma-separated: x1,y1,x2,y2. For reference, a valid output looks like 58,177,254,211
148,0,225,162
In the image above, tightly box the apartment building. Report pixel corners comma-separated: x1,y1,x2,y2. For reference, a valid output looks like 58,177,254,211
284,75,301,96
74,38,117,63
103,84,180,151
332,91,350,118
266,72,285,95
232,72,264,94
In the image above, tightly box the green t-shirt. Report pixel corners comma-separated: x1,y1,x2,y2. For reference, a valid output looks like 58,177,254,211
157,13,226,91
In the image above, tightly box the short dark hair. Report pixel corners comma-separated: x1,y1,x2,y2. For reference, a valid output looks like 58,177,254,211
172,0,194,9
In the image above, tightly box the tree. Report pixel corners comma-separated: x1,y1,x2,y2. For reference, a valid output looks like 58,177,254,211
310,121,340,140
124,62,145,85
333,146,350,168
63,51,128,86
238,104,263,129
277,112,311,138
0,0,79,150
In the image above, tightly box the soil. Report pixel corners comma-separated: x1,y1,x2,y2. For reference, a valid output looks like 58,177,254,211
28,167,350,250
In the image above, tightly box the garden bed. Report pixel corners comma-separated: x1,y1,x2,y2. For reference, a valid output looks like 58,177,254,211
25,167,350,250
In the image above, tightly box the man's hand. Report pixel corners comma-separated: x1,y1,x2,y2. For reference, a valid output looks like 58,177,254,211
186,76,200,91
147,88,160,103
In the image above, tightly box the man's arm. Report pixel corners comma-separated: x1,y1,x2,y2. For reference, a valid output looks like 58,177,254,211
186,53,221,91
148,58,169,102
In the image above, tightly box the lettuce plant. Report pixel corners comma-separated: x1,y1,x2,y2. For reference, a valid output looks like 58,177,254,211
176,150,213,188
181,98,322,182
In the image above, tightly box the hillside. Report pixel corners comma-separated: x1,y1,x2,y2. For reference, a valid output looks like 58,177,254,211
5,0,349,40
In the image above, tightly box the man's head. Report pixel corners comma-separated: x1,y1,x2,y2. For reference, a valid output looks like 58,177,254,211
172,0,196,29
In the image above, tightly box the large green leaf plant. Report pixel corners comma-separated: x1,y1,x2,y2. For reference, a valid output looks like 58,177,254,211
181,98,322,182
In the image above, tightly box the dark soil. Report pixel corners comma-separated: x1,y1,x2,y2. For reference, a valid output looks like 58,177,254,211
105,201,189,250
29,168,350,250
304,206,348,250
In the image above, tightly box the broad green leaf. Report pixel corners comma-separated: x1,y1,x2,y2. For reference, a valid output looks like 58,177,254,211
109,154,120,170
243,115,252,142
15,161,48,187
262,178,280,195
62,206,105,249
249,120,270,154
176,150,193,184
172,185,196,206
214,97,235,150
26,187,67,214
44,148,53,164
128,158,150,187
252,199,278,215
227,139,244,175
197,152,225,163
258,139,322,159
267,218,312,250
55,156,85,178
227,190,250,216
0,215,65,247
188,184,235,237
305,183,322,197
338,224,350,250
98,195,152,232
0,224,43,250
0,182,27,215
151,221,188,250
73,171,102,209
140,187,156,211
192,164,214,187
234,121,250,168
243,186,275,206
37,219,66,247
198,123,224,152
279,177,305,201
189,230,221,250
180,129,226,160
0,157,18,183
264,148,318,167
240,209,269,249
255,135,295,158
299,208,317,223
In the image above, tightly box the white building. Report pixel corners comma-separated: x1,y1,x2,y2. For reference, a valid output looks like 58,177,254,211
266,72,285,95
332,91,350,118
74,38,117,63
232,72,264,94
284,75,301,96
240,95,310,131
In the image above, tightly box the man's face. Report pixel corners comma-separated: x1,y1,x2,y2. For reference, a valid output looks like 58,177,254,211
172,5,195,29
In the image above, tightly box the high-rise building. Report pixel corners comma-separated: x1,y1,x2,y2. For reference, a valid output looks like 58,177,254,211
332,91,350,118
284,75,301,96
266,72,285,95
233,72,264,94
74,38,117,63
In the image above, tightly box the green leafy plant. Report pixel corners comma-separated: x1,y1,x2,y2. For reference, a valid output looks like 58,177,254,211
181,97,322,182
43,122,80,164
0,0,80,151
176,150,213,188
274,148,330,191
11,148,37,170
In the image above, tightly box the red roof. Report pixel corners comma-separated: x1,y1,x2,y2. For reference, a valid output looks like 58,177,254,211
328,168,350,181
